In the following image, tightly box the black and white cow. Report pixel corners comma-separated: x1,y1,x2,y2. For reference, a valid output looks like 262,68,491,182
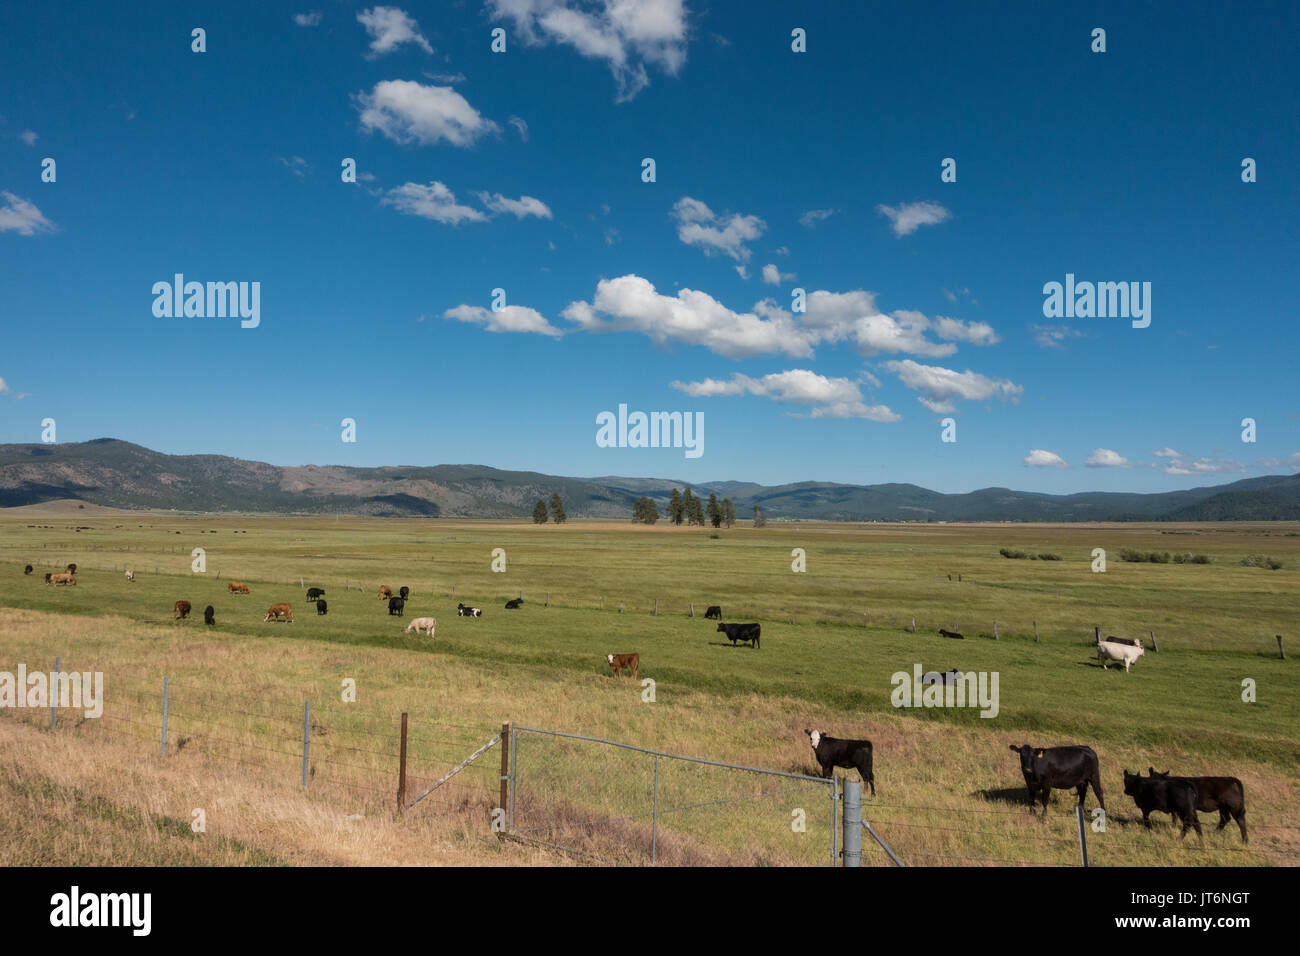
457,603,482,618
805,730,875,795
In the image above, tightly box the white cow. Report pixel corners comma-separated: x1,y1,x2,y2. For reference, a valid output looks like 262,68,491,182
1098,639,1145,672
125,570,135,582
405,617,436,637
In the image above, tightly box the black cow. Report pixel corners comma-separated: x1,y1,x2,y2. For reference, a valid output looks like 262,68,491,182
1124,770,1202,838
717,622,760,648
1009,744,1104,815
1105,635,1139,647
805,730,875,795
505,598,523,609
306,587,325,601
1150,768,1247,842
316,599,328,616
24,564,33,575
66,563,77,575
938,628,964,639
399,586,410,601
388,596,405,616
704,605,722,620
203,605,215,626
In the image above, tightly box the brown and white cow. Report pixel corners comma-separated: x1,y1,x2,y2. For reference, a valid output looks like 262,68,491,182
125,569,135,582
264,603,293,623
378,585,392,599
607,653,639,679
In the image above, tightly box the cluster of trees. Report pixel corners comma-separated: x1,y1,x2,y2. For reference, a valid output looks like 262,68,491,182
532,493,566,524
631,489,737,528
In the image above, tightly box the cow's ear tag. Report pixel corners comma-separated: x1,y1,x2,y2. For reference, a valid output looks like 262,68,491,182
1035,749,1045,758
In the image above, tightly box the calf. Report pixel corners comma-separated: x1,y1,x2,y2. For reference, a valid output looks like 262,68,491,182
717,622,761,648
378,585,392,600
264,603,293,623
607,653,639,678
125,569,135,582
457,603,482,618
24,564,33,575
316,599,327,616
1098,639,1145,672
405,617,436,637
305,587,325,601
388,596,405,616
228,581,250,594
1008,744,1104,815
1124,770,1201,838
938,628,964,640
704,605,722,620
203,605,215,626
805,730,875,795
1150,768,1247,842
505,598,523,609
399,586,410,601
174,600,192,620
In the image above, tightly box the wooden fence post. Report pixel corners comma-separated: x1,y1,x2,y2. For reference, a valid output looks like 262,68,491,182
1094,626,1101,645
653,598,658,616
1033,620,1039,643
690,603,694,618
1149,630,1159,653
1277,635,1285,660
911,617,916,633
397,712,408,812
994,621,999,640
546,592,550,608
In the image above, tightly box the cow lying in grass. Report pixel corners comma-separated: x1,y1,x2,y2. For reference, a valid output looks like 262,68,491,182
405,617,436,637
1150,768,1247,842
1098,638,1145,672
457,603,482,617
264,603,293,623
1009,744,1104,815
938,628,964,639
1124,770,1201,838
607,653,639,678
505,598,523,609
805,730,875,795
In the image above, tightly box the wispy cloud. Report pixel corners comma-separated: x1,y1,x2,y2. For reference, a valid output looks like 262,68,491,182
876,200,951,236
1152,447,1182,458
19,129,38,147
508,115,529,141
671,196,765,264
357,6,432,57
883,358,1023,413
671,369,900,421
293,11,322,27
798,208,836,228
380,181,486,225
1032,324,1085,349
278,156,310,179
443,304,564,337
0,192,56,235
1163,457,1246,476
475,192,553,219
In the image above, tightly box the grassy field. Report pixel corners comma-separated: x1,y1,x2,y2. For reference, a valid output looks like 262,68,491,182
1,503,1297,866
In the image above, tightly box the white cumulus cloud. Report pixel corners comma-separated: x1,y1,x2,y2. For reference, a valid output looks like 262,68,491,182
356,80,498,147
380,181,486,225
883,358,1023,412
671,196,765,264
671,369,900,421
443,304,564,338
1085,448,1130,468
357,6,432,56
1024,449,1068,469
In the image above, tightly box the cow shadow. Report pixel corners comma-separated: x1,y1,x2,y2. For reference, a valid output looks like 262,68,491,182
707,641,759,649
974,786,1029,808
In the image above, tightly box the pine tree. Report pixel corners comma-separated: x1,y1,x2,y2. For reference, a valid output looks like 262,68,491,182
532,499,548,524
632,496,659,524
707,493,722,528
549,492,567,524
753,504,767,528
722,498,736,528
668,488,684,526
685,490,705,526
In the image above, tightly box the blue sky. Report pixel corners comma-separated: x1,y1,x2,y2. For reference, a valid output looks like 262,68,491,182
2,0,1297,494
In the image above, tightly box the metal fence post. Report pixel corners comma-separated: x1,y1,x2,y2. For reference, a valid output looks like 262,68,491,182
397,712,408,811
50,656,59,730
1076,805,1089,866
161,677,169,756
301,700,310,791
843,778,862,867
830,776,838,866
499,721,510,823
508,726,517,831
651,753,660,864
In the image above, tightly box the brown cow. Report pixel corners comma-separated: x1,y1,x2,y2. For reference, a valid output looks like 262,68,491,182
228,581,250,594
49,572,75,586
378,585,392,599
174,600,192,620
607,653,639,679
264,603,293,623
125,569,135,582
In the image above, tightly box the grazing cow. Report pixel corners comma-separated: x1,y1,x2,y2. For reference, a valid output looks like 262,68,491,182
174,600,192,620
387,596,405,616
399,586,410,601
1150,768,1247,842
66,563,77,575
24,564,33,575
264,603,293,623
938,628,964,640
1008,744,1104,815
457,603,482,618
1124,770,1202,838
405,616,436,637
48,572,75,586
921,668,964,689
505,598,523,609
1098,638,1145,672
607,653,639,678
704,605,723,620
228,581,250,594
316,599,327,616
305,587,325,601
805,730,875,795
716,622,760,648
125,569,135,582
203,605,215,626
378,585,392,600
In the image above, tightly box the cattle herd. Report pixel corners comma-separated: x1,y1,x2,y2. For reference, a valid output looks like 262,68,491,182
22,561,1254,846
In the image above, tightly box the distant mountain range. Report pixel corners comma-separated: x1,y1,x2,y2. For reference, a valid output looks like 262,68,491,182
2,439,1299,522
